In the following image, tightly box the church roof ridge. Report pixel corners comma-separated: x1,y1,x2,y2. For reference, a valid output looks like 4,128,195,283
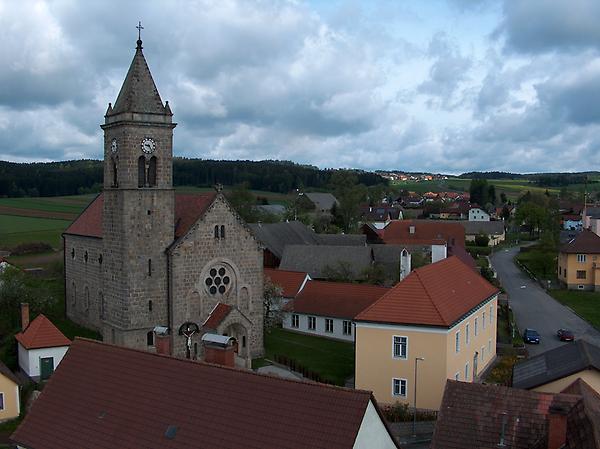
109,40,167,116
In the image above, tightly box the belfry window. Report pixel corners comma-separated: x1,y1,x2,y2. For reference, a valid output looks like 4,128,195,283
148,156,157,187
138,156,146,187
220,225,225,239
214,225,219,239
112,159,118,187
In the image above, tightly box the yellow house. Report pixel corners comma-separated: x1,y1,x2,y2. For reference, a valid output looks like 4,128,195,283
557,229,600,291
513,339,600,394
0,361,20,422
354,256,498,411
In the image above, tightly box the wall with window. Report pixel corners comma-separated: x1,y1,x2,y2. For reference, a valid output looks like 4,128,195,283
17,343,69,379
0,373,19,422
282,312,354,342
559,251,600,291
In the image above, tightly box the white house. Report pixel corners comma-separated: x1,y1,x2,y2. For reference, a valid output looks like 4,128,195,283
283,280,389,342
15,304,70,381
469,206,490,222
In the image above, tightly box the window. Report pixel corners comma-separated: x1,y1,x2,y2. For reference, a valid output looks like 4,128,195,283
393,336,407,359
100,293,105,320
84,287,90,313
220,225,225,239
84,251,88,263
455,331,460,353
308,316,316,330
474,317,479,336
578,284,585,290
488,339,492,354
565,269,567,277
465,362,470,381
138,156,146,187
559,267,562,276
325,319,334,333
481,346,485,361
343,320,352,336
577,270,587,279
98,254,103,265
392,378,407,397
490,305,493,324
0,392,4,411
482,312,486,330
291,314,299,328
71,248,75,259
112,159,118,187
577,254,587,263
465,323,470,345
148,156,157,187
454,372,460,381
147,331,154,347
148,300,153,312
214,225,219,239
148,259,152,276
205,265,232,296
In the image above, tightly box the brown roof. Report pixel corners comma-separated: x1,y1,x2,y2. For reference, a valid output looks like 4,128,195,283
202,303,232,329
0,360,20,386
560,229,600,254
11,338,397,449
264,268,309,298
561,379,600,449
287,280,389,319
431,380,581,449
356,256,498,327
15,314,71,350
380,220,465,248
64,192,216,241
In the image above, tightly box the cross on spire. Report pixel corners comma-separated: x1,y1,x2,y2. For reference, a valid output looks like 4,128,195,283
136,21,144,49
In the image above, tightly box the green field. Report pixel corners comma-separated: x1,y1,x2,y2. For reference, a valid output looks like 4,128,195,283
550,290,600,330
0,215,72,249
264,327,354,385
0,194,95,214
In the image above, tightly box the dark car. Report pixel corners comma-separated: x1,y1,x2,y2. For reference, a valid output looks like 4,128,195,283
557,329,575,342
523,328,540,344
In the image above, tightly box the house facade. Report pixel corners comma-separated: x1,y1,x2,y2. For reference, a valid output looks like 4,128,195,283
468,206,490,222
557,229,600,291
0,362,19,423
354,257,498,410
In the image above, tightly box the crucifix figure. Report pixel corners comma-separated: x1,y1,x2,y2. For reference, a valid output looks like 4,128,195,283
178,322,200,359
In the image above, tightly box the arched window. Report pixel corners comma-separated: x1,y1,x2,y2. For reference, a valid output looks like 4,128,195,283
148,156,157,187
148,300,153,312
112,159,118,187
100,292,105,320
148,259,152,276
84,251,88,263
147,331,154,346
214,225,219,239
220,225,225,239
138,156,146,188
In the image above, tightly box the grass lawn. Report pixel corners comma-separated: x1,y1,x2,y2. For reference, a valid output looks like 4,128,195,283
550,289,600,329
264,327,354,385
515,247,557,280
0,215,71,249
0,195,95,214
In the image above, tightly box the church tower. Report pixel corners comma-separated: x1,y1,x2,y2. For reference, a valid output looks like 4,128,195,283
100,34,175,349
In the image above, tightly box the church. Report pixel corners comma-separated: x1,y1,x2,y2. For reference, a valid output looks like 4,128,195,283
63,35,264,366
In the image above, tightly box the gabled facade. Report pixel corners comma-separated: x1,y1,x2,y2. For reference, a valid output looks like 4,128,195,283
557,229,600,291
0,361,20,423
468,206,490,222
354,257,498,410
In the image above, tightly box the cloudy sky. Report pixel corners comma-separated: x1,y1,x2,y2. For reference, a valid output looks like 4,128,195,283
1,0,600,174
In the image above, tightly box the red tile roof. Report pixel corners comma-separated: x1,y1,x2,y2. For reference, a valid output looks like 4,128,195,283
64,192,216,240
15,314,71,350
202,303,232,329
380,220,465,248
560,229,600,254
11,338,397,449
264,268,309,298
356,256,498,327
287,280,389,319
431,380,581,449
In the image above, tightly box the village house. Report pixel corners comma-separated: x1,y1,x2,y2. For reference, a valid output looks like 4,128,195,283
11,338,399,449
513,339,600,394
302,192,339,214
557,229,600,291
15,304,70,381
468,205,490,221
431,379,600,449
354,256,498,410
0,361,20,423
283,280,389,342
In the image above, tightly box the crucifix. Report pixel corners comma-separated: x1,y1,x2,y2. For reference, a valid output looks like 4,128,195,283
178,322,200,359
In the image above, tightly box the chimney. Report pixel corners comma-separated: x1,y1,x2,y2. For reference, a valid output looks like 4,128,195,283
20,303,30,331
202,334,236,368
547,404,569,449
153,326,171,356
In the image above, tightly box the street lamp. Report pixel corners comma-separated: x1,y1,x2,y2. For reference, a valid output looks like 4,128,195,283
413,357,425,437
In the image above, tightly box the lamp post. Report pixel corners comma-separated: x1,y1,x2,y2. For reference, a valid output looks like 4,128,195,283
413,357,425,437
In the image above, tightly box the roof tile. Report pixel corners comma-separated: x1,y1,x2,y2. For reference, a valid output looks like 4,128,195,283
264,268,309,298
15,314,71,350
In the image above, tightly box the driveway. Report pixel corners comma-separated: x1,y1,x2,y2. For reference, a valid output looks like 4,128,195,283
490,246,600,356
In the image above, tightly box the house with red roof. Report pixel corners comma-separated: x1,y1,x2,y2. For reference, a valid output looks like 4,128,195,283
558,229,600,291
354,256,499,410
15,304,70,381
11,338,400,449
264,268,310,301
282,280,389,342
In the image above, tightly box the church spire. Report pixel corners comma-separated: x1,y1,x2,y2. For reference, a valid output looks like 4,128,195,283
107,23,168,118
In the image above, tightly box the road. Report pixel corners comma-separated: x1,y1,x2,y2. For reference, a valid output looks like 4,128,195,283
490,246,600,356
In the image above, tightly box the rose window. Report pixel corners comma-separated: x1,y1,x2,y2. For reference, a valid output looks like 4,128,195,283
205,265,232,295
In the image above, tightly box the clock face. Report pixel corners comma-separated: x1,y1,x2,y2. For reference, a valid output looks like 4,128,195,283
110,138,118,153
141,137,156,154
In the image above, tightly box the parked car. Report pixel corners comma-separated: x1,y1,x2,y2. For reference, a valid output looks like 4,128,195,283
523,328,540,344
557,329,575,342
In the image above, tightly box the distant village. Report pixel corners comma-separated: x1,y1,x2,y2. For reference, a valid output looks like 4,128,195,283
2,35,600,449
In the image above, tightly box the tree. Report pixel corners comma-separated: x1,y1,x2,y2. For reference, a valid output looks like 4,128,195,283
263,277,284,331
469,179,489,205
329,170,367,233
475,233,490,247
500,192,507,204
488,184,497,205
361,263,387,286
